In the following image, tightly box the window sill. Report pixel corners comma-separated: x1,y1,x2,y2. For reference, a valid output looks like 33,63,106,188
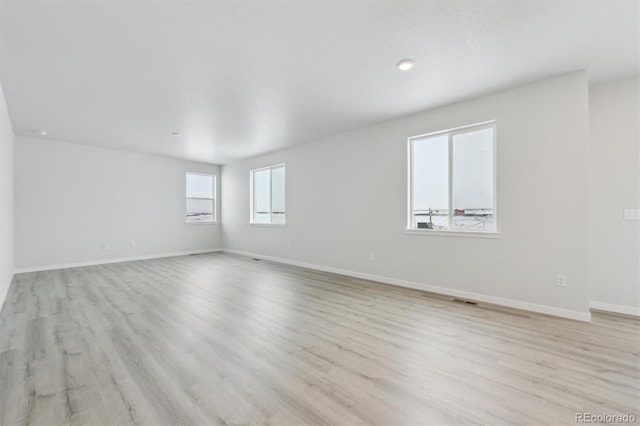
405,229,500,239
185,221,217,226
249,223,287,228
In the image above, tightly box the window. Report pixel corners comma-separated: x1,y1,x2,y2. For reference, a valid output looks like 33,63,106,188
250,164,285,225
186,172,215,223
408,121,496,233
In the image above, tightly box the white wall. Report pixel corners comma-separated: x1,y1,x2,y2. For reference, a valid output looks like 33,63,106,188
222,71,591,319
0,82,14,309
588,76,640,315
15,137,221,270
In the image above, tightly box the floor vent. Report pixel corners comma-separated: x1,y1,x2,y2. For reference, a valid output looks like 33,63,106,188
453,298,477,306
252,258,261,261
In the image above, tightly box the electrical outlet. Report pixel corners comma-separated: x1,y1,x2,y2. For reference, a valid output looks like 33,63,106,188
130,241,136,248
103,243,110,250
368,253,375,262
556,274,567,287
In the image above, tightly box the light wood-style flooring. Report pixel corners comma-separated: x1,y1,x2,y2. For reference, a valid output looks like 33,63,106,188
0,252,638,425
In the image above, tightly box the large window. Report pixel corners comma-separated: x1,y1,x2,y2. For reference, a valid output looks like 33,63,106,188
186,172,215,223
250,164,285,225
408,121,496,233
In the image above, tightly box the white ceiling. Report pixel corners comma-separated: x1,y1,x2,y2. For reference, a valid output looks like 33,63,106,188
1,0,638,164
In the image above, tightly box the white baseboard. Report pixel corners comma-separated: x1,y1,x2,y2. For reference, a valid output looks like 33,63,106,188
589,301,640,317
223,249,591,322
14,247,595,322
13,248,223,274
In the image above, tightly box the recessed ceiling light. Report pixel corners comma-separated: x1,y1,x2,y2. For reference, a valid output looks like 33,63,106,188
171,132,182,136
33,130,47,136
396,59,415,71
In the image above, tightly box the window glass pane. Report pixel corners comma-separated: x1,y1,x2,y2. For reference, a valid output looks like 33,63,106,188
186,198,213,222
254,169,271,223
271,166,285,224
186,173,213,199
412,135,449,230
255,213,271,224
452,128,494,231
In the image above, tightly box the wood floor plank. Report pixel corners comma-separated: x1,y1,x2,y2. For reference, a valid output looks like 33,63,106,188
0,252,638,425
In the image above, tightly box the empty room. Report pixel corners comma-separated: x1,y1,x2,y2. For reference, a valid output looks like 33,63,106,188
0,0,638,425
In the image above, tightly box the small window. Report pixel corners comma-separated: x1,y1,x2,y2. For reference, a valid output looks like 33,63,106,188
408,122,496,233
186,172,215,223
250,164,285,225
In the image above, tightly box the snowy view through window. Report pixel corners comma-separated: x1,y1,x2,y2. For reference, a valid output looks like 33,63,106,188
252,165,285,224
186,173,215,223
411,126,495,231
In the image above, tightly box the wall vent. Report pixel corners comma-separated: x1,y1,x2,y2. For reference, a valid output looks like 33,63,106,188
453,298,477,306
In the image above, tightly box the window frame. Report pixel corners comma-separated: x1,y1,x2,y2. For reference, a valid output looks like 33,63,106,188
249,163,286,226
185,172,216,225
407,120,498,238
